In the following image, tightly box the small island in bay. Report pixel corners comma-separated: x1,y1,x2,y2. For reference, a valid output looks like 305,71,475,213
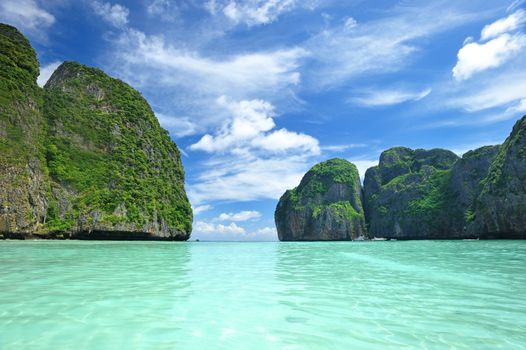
276,116,526,240
0,24,192,240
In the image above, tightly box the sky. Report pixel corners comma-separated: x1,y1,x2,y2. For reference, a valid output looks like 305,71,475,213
2,0,525,241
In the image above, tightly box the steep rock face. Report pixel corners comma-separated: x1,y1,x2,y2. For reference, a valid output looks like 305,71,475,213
364,147,461,239
448,145,499,236
0,24,48,235
275,159,366,241
472,116,526,238
42,62,192,240
0,23,192,240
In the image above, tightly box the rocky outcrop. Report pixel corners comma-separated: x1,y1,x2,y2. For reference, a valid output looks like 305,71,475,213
0,24,192,240
363,148,461,239
448,145,500,236
275,159,366,241
471,117,526,238
276,116,525,240
0,23,48,235
363,117,526,240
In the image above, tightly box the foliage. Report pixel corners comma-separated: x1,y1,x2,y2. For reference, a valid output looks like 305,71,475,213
43,62,192,233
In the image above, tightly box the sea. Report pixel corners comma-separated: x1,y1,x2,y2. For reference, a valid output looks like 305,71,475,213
1,240,525,349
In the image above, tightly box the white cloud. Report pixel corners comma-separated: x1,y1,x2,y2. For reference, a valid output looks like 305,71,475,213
350,88,431,107
193,205,212,215
252,226,278,240
189,97,319,155
186,98,319,205
114,29,306,97
206,0,300,26
155,113,200,138
92,1,129,27
481,9,526,40
453,9,526,81
448,71,526,112
218,210,261,221
344,17,357,30
506,98,526,113
194,221,245,234
452,33,526,81
37,61,61,87
109,29,307,132
192,221,278,241
307,3,481,89
0,0,55,33
188,154,314,204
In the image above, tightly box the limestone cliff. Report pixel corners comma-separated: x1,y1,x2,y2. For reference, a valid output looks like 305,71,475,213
42,62,192,240
363,148,460,239
0,23,48,236
275,159,366,241
471,117,526,238
0,24,192,240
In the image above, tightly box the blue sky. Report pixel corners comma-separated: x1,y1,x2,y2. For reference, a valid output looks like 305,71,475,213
2,0,525,241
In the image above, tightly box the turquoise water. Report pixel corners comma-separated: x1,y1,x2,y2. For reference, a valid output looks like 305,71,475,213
0,241,525,349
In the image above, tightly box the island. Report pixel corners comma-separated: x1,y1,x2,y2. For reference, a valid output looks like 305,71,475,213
276,116,526,240
0,23,192,240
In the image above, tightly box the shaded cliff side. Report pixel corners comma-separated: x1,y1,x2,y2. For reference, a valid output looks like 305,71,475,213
364,117,525,239
275,158,366,241
276,116,525,240
0,24,192,240
363,147,463,239
0,23,48,236
471,117,526,238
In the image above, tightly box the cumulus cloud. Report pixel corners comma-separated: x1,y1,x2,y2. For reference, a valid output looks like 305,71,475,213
194,221,245,234
0,0,55,33
218,210,261,221
92,1,129,27
187,97,320,204
453,9,526,81
37,61,61,87
192,221,278,241
108,29,306,131
350,88,431,107
452,33,526,81
190,96,319,155
188,153,315,204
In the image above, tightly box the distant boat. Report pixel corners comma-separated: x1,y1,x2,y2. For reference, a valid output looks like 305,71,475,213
372,237,388,241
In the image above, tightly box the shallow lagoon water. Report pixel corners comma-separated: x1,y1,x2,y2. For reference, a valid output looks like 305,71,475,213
0,240,525,349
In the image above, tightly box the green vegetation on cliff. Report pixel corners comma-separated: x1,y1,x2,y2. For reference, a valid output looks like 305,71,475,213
43,62,192,234
275,158,366,241
0,24,192,239
290,158,362,210
364,148,461,239
0,23,48,233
